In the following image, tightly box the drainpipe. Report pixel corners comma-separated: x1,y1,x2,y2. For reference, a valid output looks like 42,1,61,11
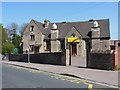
69,43,72,65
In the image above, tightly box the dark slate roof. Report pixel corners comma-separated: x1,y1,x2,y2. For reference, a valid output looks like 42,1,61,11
56,21,92,39
97,19,110,39
32,20,51,36
31,19,110,39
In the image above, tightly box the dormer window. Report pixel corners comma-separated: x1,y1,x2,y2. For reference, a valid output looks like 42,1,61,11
30,26,34,32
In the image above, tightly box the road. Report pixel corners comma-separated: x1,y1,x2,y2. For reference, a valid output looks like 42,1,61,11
2,63,116,89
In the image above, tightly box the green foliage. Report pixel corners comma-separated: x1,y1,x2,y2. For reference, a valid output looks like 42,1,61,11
0,24,8,53
0,24,8,43
2,42,15,55
6,23,21,48
0,24,15,55
0,23,22,55
12,34,20,48
0,24,2,53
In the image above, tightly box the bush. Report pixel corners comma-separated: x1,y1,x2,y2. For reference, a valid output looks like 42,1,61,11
2,42,15,55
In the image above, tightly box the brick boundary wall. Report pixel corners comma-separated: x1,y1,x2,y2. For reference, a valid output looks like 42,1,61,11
115,47,120,69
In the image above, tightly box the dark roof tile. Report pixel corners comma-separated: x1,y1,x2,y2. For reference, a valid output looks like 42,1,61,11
30,19,110,39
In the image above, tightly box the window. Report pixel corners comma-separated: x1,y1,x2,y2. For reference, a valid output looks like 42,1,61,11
30,45,34,52
46,41,50,51
118,43,120,47
30,26,34,31
60,41,64,51
71,33,75,37
30,35,35,41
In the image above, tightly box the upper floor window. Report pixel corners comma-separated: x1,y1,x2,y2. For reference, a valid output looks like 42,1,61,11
118,43,120,47
30,26,34,32
30,35,35,41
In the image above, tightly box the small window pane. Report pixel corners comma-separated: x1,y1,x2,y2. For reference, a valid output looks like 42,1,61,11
30,45,34,52
30,35,35,41
118,43,120,47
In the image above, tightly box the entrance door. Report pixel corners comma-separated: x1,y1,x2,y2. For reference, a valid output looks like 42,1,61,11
72,43,77,56
70,42,86,67
35,46,39,54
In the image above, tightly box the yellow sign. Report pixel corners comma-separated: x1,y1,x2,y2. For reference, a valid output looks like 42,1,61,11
68,37,80,43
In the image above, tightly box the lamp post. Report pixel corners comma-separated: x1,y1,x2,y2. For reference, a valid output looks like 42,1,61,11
69,43,72,65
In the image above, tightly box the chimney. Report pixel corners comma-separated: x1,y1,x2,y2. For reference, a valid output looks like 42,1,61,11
44,19,50,28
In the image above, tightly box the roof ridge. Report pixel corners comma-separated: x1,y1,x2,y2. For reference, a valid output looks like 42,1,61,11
31,18,109,24
31,19,43,24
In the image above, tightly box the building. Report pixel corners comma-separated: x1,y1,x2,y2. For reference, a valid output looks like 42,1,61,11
110,40,120,69
21,19,110,66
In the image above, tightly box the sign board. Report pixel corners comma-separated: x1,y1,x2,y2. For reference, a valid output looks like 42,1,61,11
13,48,18,54
68,37,80,43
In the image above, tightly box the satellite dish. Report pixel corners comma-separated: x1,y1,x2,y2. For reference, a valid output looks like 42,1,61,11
52,23,57,29
93,21,99,27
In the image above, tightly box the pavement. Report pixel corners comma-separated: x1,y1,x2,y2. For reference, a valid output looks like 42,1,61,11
1,60,119,88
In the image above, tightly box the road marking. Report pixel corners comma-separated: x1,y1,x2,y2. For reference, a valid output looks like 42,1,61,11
61,79,65,80
88,84,93,89
79,78,118,88
76,81,80,84
92,81,118,88
55,77,59,79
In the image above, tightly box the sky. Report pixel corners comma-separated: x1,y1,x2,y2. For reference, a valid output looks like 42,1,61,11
2,2,118,40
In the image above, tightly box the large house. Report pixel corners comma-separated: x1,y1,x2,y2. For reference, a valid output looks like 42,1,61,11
21,19,110,59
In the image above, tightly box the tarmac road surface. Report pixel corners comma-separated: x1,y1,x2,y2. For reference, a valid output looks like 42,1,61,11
2,63,118,89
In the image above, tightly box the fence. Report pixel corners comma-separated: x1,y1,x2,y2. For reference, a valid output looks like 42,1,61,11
9,52,66,66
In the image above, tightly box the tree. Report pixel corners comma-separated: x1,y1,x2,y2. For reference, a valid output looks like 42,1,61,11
1,23,26,55
6,23,21,48
6,23,18,35
6,23,18,43
1,25,8,43
2,42,15,55
19,23,28,36
0,24,8,53
0,24,15,55
12,34,20,48
0,24,2,53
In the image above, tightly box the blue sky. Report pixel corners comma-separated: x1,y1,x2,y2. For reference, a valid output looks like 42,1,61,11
2,2,118,40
